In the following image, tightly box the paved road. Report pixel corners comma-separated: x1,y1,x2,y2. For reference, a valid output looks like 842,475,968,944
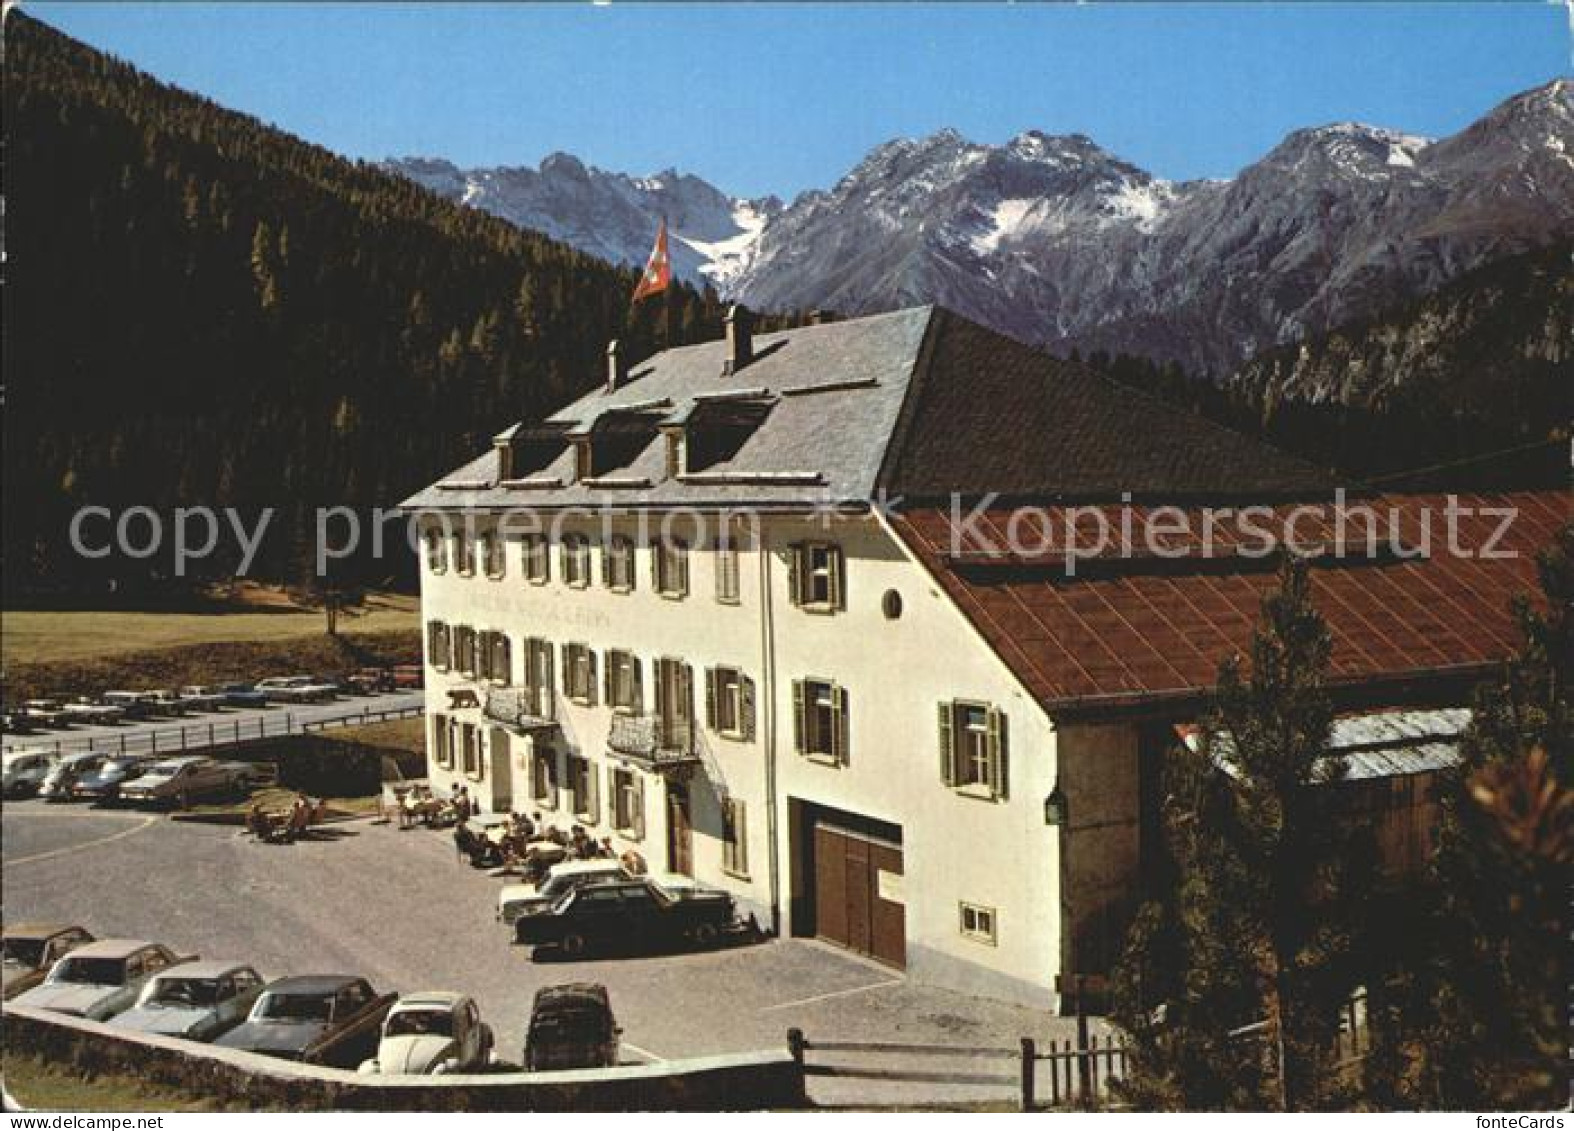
3,692,424,757
1,802,1093,1106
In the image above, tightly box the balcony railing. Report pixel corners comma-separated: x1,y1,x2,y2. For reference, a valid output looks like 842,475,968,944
607,712,699,770
483,685,556,730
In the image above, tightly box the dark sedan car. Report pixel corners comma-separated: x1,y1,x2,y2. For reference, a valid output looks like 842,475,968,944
216,975,393,1068
523,983,620,1071
514,879,735,957
72,755,154,802
219,683,269,709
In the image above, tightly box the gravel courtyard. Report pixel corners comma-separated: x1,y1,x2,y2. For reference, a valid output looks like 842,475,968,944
2,801,1093,1106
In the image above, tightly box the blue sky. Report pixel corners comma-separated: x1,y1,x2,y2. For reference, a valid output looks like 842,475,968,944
29,2,1571,198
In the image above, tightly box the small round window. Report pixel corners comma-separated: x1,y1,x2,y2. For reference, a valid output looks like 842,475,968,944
881,589,903,620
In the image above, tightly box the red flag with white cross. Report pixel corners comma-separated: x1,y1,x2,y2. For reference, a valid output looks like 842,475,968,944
630,218,671,304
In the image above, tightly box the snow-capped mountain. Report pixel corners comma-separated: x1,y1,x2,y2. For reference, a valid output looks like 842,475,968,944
386,79,1574,375
382,153,780,291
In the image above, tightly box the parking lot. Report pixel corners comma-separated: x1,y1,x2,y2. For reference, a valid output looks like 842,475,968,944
2,691,424,757
2,800,1092,1106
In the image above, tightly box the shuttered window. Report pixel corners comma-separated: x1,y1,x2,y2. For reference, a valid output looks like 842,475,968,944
705,666,756,741
652,538,690,598
482,533,506,579
453,626,477,677
475,630,510,685
654,658,694,752
532,746,558,808
938,701,1009,800
568,755,598,823
427,621,451,671
460,724,482,779
722,798,749,878
562,643,598,705
432,712,452,769
425,530,448,574
603,536,636,593
792,678,848,765
561,535,591,587
524,637,555,719
715,542,741,604
787,542,844,612
455,530,476,577
611,767,645,839
521,535,550,584
605,650,643,713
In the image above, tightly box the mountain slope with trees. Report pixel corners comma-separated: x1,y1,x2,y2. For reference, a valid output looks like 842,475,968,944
3,11,764,595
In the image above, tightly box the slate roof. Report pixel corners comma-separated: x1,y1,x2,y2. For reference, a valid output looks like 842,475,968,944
1183,707,1472,782
402,304,1340,511
890,490,1570,714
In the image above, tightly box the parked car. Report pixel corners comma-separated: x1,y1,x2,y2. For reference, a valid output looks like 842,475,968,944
522,983,620,1071
2,709,38,735
101,691,155,720
390,665,423,690
346,669,394,695
219,683,269,709
2,750,55,798
139,690,190,717
254,676,338,704
65,697,127,726
497,860,630,925
22,699,72,728
118,756,247,807
11,939,190,1020
216,975,394,1067
514,878,736,957
72,755,155,802
178,686,230,713
2,924,94,1000
38,752,109,802
358,992,493,1075
110,961,266,1041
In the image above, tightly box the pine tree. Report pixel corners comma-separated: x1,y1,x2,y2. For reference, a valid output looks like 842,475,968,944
1113,560,1370,1110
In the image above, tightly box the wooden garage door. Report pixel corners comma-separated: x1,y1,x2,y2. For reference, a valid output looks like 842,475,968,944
814,824,905,969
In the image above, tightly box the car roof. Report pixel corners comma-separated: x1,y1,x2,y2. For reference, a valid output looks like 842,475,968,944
549,860,624,879
151,960,255,980
262,974,367,995
394,991,468,1010
532,982,610,1008
3,750,51,762
57,752,105,767
67,939,164,960
5,923,86,942
146,756,209,769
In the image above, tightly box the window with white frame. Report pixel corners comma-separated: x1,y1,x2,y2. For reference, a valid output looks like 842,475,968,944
789,542,843,611
722,798,748,878
562,643,598,705
792,678,847,764
603,536,636,593
605,650,642,713
938,701,1009,800
705,666,754,740
521,534,550,584
427,621,451,671
531,747,558,808
568,754,598,823
652,538,689,598
425,529,448,574
610,767,644,838
714,541,741,604
960,902,997,944
432,713,451,769
560,534,591,588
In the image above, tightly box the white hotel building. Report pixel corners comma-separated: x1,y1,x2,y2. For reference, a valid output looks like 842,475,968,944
403,304,1561,1009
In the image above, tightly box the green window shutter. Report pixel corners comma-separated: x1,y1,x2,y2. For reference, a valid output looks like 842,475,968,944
705,668,718,730
677,544,690,595
607,765,618,825
938,702,957,786
792,680,806,754
742,676,757,741
603,653,615,705
631,657,644,714
831,685,848,765
587,762,600,824
586,649,598,706
601,540,613,587
632,777,646,840
988,708,1008,800
786,544,802,606
543,644,556,717
650,541,661,589
561,644,573,696
829,546,845,610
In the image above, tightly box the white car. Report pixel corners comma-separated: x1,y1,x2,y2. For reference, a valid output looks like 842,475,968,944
2,750,55,798
110,961,266,1041
65,697,127,726
12,939,191,1021
178,686,230,713
358,992,492,1075
496,860,630,925
255,676,338,704
38,752,109,802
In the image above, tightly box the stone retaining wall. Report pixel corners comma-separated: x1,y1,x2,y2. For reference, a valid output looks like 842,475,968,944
3,1005,805,1111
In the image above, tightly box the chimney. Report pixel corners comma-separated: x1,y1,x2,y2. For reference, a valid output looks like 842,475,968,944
808,309,837,326
605,339,625,393
723,304,754,376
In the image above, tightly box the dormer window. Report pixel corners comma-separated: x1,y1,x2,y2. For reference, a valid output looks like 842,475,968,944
681,398,772,474
577,409,664,480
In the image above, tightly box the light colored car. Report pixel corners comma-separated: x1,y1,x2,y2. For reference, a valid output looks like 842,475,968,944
38,752,109,802
12,939,190,1020
178,686,230,713
110,961,266,1041
254,676,338,704
139,690,190,716
22,699,71,728
2,924,94,1000
497,860,631,925
359,992,493,1076
118,756,245,807
65,697,127,726
2,750,55,798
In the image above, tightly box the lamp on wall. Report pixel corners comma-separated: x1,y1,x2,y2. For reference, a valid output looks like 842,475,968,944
1044,783,1068,827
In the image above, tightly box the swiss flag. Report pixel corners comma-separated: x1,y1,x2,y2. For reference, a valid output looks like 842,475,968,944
631,218,672,304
